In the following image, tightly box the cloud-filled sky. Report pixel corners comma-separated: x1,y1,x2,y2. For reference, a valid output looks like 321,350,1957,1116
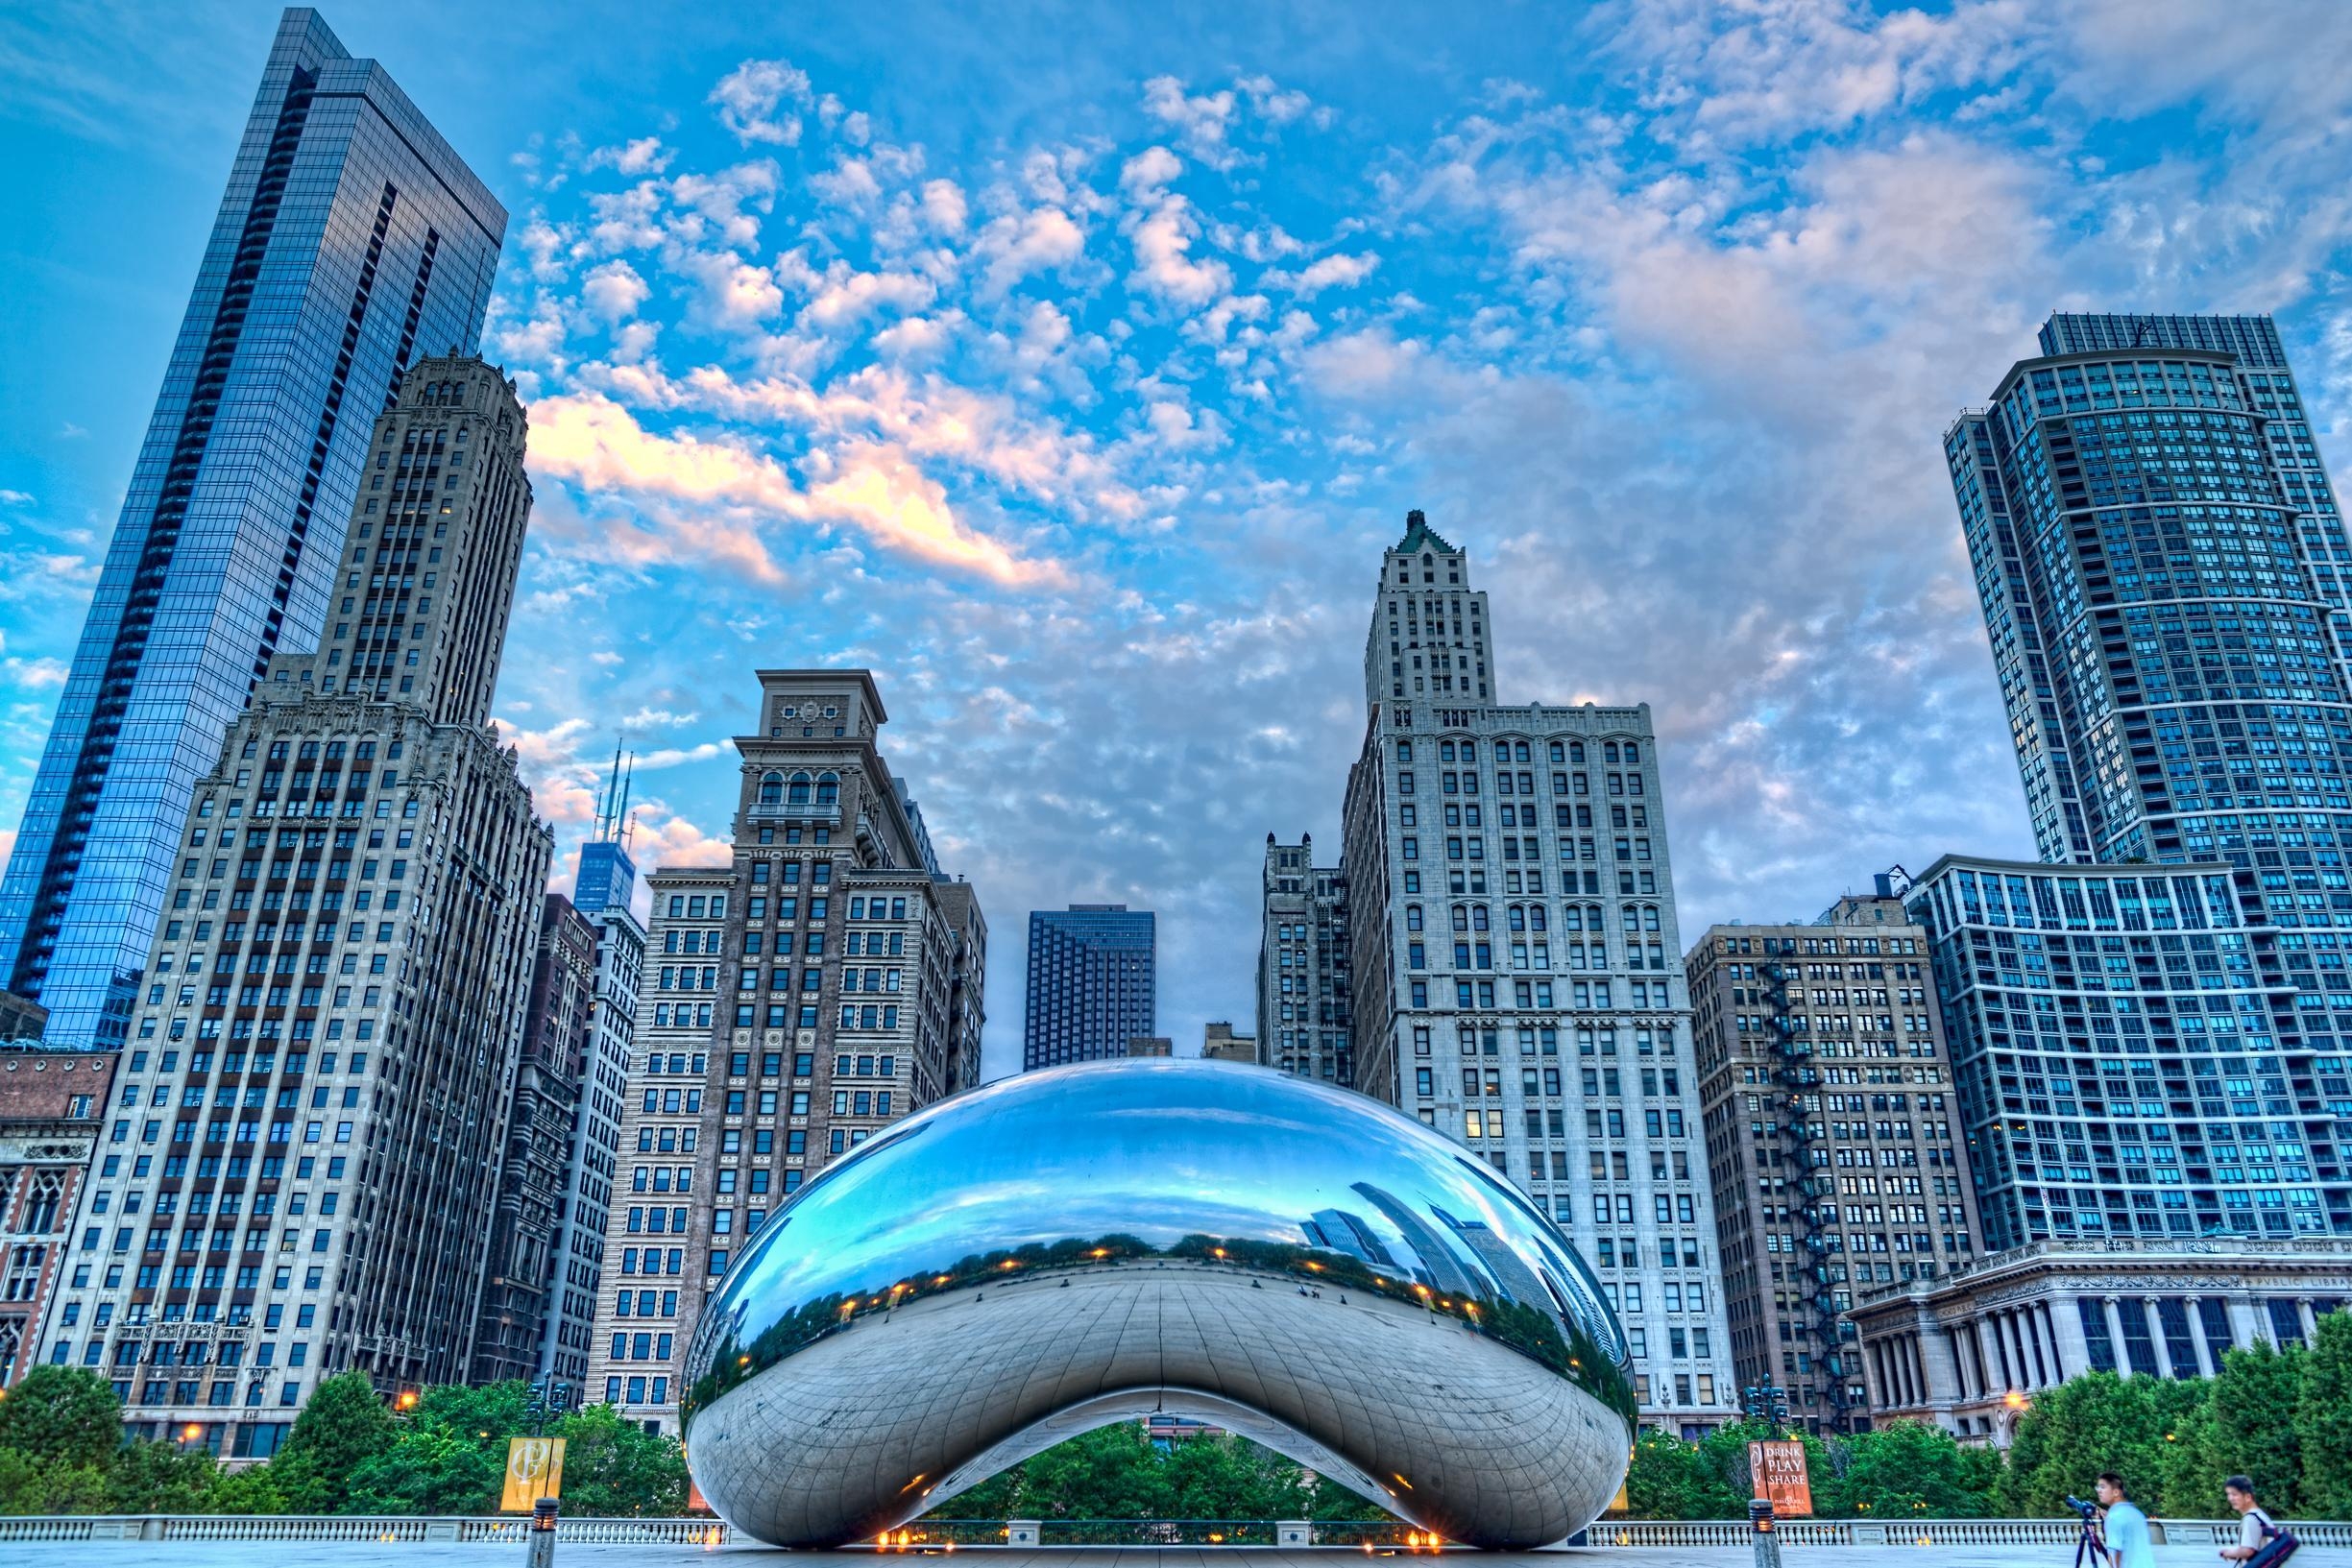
6,0,2352,1077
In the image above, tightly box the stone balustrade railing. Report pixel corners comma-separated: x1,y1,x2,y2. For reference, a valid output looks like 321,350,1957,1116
0,1513,2345,1548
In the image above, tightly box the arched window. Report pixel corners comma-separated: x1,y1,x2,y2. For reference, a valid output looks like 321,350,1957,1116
1451,905,1469,932
759,772,783,806
788,772,812,806
1470,905,1490,932
1405,905,1423,931
1529,905,1547,932
815,772,839,807
1569,741,1587,762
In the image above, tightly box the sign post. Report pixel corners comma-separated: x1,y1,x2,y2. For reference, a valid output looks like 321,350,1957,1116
1748,1439,1813,1518
501,1435,568,1514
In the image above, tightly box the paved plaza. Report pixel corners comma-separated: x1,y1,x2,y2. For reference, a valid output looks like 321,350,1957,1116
12,1546,2347,1568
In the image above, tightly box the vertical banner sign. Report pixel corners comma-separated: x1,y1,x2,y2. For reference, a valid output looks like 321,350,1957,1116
501,1436,568,1512
1748,1440,1813,1518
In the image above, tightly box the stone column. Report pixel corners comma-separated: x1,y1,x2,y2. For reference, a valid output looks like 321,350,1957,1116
2007,1311,2033,1388
2104,1295,2129,1373
1917,1323,1963,1411
2048,1296,2087,1382
2147,1297,2176,1378
2181,1295,2212,1376
2299,1296,2319,1346
2226,1290,2263,1351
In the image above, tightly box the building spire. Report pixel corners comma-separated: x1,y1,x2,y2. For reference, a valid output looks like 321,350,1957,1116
1395,507,1455,554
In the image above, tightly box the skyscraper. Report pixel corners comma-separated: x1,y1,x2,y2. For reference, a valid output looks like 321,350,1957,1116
473,895,598,1386
1840,311,2352,1445
1257,835,1351,1083
0,10,505,1046
1023,905,1155,1070
1684,885,1979,1434
584,668,987,1433
36,356,549,1457
1340,511,1735,1435
541,778,644,1389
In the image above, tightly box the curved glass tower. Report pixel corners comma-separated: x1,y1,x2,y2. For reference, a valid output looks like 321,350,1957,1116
0,9,504,1045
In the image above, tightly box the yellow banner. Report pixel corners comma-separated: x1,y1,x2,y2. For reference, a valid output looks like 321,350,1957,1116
500,1436,567,1512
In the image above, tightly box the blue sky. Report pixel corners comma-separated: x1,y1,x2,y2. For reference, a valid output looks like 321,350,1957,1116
5,0,2352,1076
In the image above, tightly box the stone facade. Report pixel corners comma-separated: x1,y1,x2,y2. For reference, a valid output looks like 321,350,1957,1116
33,357,551,1455
0,1050,114,1387
472,895,597,1384
1256,835,1351,1084
1849,1235,2352,1444
1340,513,1735,1435
583,668,986,1434
1685,890,1980,1434
541,843,643,1389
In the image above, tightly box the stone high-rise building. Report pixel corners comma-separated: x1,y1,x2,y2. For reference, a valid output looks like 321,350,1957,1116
540,833,643,1389
1340,511,1735,1435
471,895,597,1385
1685,885,1979,1434
0,1050,116,1387
0,10,505,1047
1256,835,1351,1084
34,356,549,1456
585,669,985,1433
1023,905,1155,1071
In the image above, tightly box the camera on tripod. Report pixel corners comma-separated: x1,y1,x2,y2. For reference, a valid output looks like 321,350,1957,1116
2066,1496,2099,1522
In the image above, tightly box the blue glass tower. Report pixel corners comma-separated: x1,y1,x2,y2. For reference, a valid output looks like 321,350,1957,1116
0,10,505,1044
1933,313,2352,1245
1023,905,1156,1070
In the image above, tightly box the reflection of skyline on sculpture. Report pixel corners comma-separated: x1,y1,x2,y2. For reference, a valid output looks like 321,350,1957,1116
681,1061,1634,1550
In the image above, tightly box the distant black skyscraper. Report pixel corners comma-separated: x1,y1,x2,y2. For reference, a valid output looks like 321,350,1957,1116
1024,905,1155,1070
0,9,505,1045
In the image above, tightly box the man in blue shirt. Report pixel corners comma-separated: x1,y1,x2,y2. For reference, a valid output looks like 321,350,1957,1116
2099,1472,2156,1568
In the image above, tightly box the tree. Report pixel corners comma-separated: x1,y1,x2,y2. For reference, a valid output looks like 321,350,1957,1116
2207,1339,2304,1514
0,1448,109,1516
1822,1421,1992,1519
0,1365,122,1470
208,1463,289,1515
2295,1310,2352,1517
343,1380,532,1516
271,1371,396,1513
105,1438,219,1515
554,1403,688,1517
2003,1371,2171,1515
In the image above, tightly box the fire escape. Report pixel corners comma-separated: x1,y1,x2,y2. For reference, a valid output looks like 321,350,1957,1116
1762,959,1858,1433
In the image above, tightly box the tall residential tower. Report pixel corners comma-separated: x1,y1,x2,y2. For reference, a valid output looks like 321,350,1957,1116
0,11,505,1046
36,356,549,1457
584,670,986,1433
1341,512,1735,1435
1023,905,1155,1071
1256,836,1351,1083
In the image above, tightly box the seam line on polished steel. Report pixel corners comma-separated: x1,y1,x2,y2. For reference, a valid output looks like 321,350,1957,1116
683,1059,1634,1549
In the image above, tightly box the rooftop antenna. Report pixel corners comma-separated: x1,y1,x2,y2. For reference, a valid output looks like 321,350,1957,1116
617,752,637,851
595,736,626,841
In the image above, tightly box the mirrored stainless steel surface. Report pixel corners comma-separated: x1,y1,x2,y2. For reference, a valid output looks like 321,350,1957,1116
683,1059,1635,1549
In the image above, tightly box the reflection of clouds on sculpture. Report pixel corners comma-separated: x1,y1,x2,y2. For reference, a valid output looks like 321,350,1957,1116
682,1061,1635,1549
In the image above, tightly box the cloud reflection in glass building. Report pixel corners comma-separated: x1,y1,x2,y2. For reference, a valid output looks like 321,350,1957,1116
682,1059,1634,1548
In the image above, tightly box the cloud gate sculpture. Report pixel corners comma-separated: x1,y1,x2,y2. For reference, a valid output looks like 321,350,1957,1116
682,1060,1636,1549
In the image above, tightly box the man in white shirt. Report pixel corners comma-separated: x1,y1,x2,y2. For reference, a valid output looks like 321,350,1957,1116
2097,1472,2154,1568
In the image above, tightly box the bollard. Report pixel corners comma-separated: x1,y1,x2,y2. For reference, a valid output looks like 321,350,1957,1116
528,1497,559,1568
1750,1498,1781,1568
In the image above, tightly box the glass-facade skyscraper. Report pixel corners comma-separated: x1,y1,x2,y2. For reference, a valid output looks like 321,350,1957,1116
1934,312,2352,1245
0,9,505,1046
1024,905,1156,1069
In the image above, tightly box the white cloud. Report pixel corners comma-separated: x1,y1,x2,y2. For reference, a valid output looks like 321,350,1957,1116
581,259,650,323
710,59,812,146
971,205,1086,298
